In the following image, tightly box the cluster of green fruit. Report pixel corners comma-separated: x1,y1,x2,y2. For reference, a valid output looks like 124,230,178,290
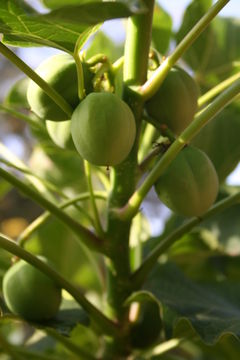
27,54,136,166
26,54,220,217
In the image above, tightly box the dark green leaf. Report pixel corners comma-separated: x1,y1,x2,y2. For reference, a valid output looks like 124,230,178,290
145,262,240,344
0,0,95,51
86,31,123,62
176,0,240,77
151,4,172,54
37,1,147,26
42,0,102,10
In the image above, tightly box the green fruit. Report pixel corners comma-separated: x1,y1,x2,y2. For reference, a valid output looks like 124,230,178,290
145,67,199,134
191,105,240,183
71,92,136,166
27,54,93,121
155,146,219,217
46,119,75,150
130,300,162,349
3,257,62,322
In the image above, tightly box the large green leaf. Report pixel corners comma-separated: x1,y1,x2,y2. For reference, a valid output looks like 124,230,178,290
145,262,240,344
37,1,147,25
0,0,144,51
176,0,240,77
0,0,87,51
151,4,172,54
42,0,102,9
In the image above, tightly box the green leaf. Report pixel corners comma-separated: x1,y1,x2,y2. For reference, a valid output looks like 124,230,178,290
85,31,123,62
145,262,240,344
37,1,147,26
42,0,102,9
0,0,96,51
151,4,172,54
176,0,240,77
24,217,103,293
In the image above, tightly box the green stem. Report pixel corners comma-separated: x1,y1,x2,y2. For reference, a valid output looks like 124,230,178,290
198,71,240,107
18,191,107,247
112,56,124,74
0,142,56,202
115,78,240,221
104,1,155,357
138,122,156,162
0,42,72,117
132,191,240,289
84,161,105,237
74,37,86,100
137,0,230,100
0,104,45,130
0,157,93,224
0,166,104,253
0,233,119,337
87,53,109,67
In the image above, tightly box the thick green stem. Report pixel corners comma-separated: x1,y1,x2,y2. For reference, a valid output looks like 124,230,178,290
132,191,240,289
104,0,155,356
115,78,240,221
0,166,104,253
0,233,119,337
0,42,72,117
137,0,230,100
198,71,240,107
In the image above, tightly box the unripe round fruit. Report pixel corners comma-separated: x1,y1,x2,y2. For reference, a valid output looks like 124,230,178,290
145,67,199,134
191,105,240,183
3,257,62,322
46,119,75,150
27,54,93,121
155,146,219,217
71,92,136,166
130,300,162,349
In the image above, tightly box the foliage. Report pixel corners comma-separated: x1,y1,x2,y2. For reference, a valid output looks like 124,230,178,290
0,0,239,359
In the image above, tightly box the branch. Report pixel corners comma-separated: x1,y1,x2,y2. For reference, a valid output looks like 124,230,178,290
131,191,240,289
198,71,240,108
0,233,119,337
18,191,107,247
134,0,230,100
0,166,105,253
